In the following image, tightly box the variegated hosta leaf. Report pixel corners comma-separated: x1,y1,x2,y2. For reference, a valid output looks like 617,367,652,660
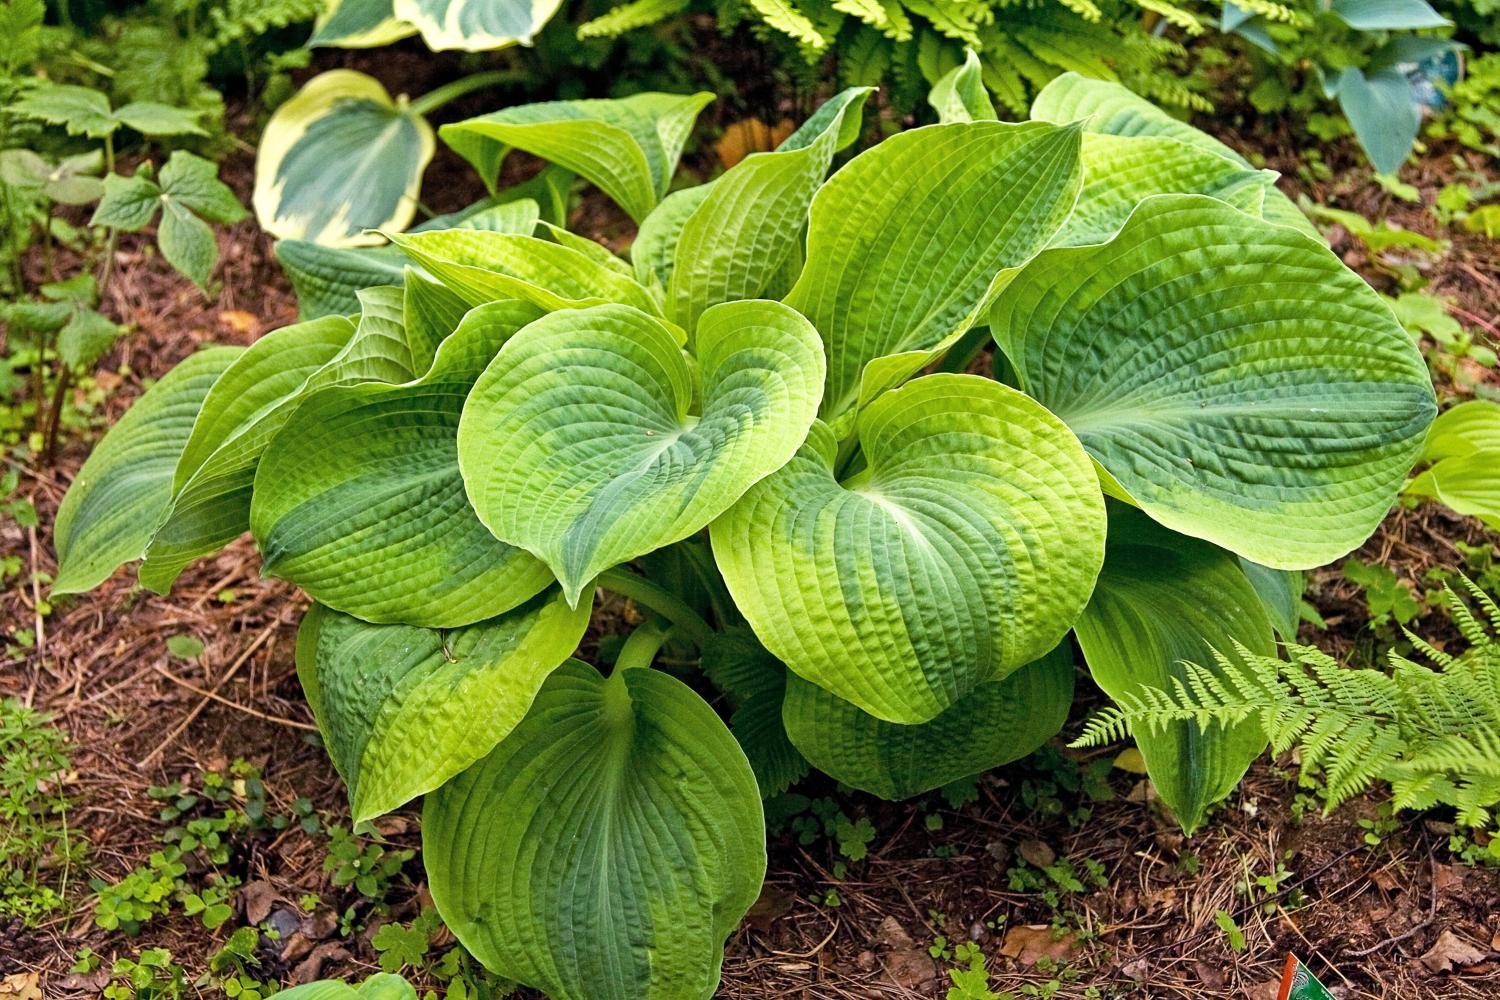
1030,72,1320,240
254,70,433,246
458,300,824,606
253,301,554,627
927,48,995,124
1074,505,1275,834
990,194,1435,571
424,660,766,1000
440,92,714,220
783,120,1082,420
393,0,564,50
297,590,588,822
1053,133,1277,248
711,374,1106,725
386,229,658,315
783,643,1074,799
308,0,416,47
53,347,242,596
139,316,358,592
661,86,871,331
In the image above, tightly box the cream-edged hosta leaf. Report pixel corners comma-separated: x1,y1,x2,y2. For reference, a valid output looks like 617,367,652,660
424,659,766,1000
459,300,824,606
309,0,416,46
783,643,1074,799
711,374,1106,725
254,70,433,246
394,0,564,49
298,590,588,822
1073,505,1275,834
927,48,995,124
1052,133,1277,248
784,120,1082,420
1030,72,1319,240
275,240,409,319
387,229,660,315
138,316,358,592
990,194,1435,571
254,301,554,626
53,347,242,595
665,87,871,332
440,92,714,220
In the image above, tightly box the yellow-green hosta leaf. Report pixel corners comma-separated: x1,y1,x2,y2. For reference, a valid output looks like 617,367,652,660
783,643,1074,799
1418,399,1500,461
423,660,766,1000
394,0,564,49
254,70,434,246
784,120,1082,420
991,194,1435,571
403,269,470,374
711,374,1106,725
53,347,243,595
927,48,994,124
1405,401,1500,529
1074,505,1275,834
458,300,824,607
309,0,417,46
274,973,416,1000
440,92,713,219
297,590,588,822
254,301,553,626
138,316,358,592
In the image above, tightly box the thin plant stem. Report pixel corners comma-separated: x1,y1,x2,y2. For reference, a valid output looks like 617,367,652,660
407,71,512,118
615,620,674,672
597,566,714,648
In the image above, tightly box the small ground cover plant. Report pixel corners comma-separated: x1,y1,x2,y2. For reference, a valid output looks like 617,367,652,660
53,71,1435,1000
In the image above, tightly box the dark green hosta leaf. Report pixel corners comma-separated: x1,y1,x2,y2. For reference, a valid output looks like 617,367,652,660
1328,66,1421,177
1331,0,1447,30
1238,559,1304,640
784,120,1082,420
255,301,554,626
783,643,1074,799
458,300,824,606
700,628,810,797
297,591,588,822
991,194,1435,571
927,48,994,124
53,347,243,595
254,70,433,246
393,0,565,49
441,92,713,220
424,660,765,1000
1073,506,1274,833
712,374,1105,725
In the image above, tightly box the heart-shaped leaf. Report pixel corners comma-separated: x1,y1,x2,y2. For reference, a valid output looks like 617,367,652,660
393,0,566,49
711,374,1106,724
990,194,1435,571
459,300,824,606
423,660,765,1000
254,300,554,626
309,0,416,47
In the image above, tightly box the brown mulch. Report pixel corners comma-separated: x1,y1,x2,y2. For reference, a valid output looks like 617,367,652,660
3,77,1500,1000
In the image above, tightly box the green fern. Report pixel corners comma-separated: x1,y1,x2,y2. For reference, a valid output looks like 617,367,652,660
1074,579,1500,826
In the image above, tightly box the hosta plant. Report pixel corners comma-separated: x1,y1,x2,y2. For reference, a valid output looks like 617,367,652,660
55,76,1435,1000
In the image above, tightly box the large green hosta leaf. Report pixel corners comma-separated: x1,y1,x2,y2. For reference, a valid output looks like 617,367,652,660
1073,506,1275,833
275,240,409,319
783,643,1074,799
441,92,713,220
990,194,1435,571
784,120,1082,420
297,590,588,822
393,0,565,49
53,347,242,595
458,300,824,607
253,301,554,626
424,660,765,1000
711,374,1106,724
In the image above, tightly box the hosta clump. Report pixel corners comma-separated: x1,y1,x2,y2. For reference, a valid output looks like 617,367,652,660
55,73,1434,1000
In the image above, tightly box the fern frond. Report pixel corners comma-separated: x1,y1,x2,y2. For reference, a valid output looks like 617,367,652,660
577,0,693,38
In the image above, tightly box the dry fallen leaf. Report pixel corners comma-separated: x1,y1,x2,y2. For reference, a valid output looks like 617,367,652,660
239,878,279,925
1018,838,1055,868
1000,924,1079,966
0,973,41,1000
743,883,795,933
218,309,258,335
716,118,796,169
1419,929,1489,973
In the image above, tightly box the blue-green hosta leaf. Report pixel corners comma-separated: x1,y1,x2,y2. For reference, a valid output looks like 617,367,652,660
440,92,714,219
254,70,434,246
711,374,1106,725
275,240,410,319
53,347,243,595
782,643,1074,799
1030,73,1320,240
927,48,995,124
1238,559,1304,640
700,628,810,797
1405,401,1500,530
1074,506,1275,834
459,300,824,606
298,590,588,822
784,120,1082,420
423,660,766,1000
990,194,1435,571
664,87,871,332
394,0,564,49
386,229,658,314
138,316,358,592
1331,0,1448,30
254,301,554,626
1331,66,1421,176
310,0,417,46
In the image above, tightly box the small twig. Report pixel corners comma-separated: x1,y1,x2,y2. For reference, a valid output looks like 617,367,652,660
148,661,317,732
27,525,49,678
137,621,279,767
